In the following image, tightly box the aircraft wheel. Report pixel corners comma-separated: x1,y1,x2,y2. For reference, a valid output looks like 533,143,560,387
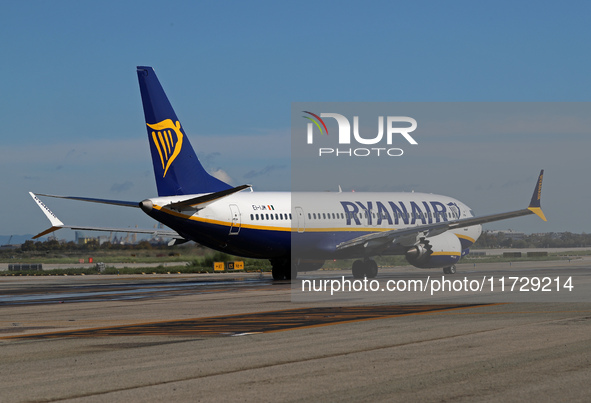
352,260,365,279
272,266,286,280
271,259,291,280
365,259,378,278
443,266,456,275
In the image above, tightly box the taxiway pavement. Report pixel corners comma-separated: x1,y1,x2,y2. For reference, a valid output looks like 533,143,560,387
1,261,590,402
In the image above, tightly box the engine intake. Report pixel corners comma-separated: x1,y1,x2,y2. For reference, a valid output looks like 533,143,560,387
405,232,461,269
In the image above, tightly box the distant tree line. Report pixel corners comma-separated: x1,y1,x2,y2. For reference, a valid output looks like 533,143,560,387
7,232,591,253
18,239,173,252
473,232,591,249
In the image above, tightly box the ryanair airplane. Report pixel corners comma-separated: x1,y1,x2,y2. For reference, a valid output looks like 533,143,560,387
30,67,547,280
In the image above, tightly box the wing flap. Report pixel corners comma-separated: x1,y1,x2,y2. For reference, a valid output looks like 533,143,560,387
336,222,449,252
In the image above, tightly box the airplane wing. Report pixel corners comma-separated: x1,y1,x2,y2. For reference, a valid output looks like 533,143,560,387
37,184,252,211
29,185,252,242
336,170,546,253
34,193,140,208
29,192,183,241
166,184,251,210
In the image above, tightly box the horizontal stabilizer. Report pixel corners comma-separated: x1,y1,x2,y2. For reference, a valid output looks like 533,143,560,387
166,184,251,210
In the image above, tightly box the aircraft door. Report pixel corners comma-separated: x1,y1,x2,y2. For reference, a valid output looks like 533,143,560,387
295,206,305,233
229,204,241,235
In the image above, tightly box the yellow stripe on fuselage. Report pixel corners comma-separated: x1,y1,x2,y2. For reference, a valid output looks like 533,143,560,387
153,205,404,233
300,227,394,233
153,205,291,232
153,205,477,241
454,233,476,244
431,251,462,256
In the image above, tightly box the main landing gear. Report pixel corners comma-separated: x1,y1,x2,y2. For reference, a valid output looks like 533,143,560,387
443,265,456,274
351,259,378,279
270,258,296,281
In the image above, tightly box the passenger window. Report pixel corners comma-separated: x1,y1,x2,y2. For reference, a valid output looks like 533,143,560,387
256,214,259,220
266,214,269,220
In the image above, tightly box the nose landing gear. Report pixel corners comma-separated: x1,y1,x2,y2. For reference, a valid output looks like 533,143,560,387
352,259,378,279
443,265,456,274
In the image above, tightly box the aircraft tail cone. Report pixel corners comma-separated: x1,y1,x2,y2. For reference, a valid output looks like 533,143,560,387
140,199,153,214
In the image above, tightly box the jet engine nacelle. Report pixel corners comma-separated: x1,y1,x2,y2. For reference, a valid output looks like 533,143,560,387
405,232,462,269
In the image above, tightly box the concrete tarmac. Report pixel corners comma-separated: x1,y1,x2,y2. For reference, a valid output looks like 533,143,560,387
1,262,591,402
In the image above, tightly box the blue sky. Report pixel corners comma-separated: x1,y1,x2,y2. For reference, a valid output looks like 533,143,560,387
1,1,590,239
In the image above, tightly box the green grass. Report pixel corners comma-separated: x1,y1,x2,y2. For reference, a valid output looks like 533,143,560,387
0,253,204,265
1,265,272,277
0,250,273,276
1,249,588,276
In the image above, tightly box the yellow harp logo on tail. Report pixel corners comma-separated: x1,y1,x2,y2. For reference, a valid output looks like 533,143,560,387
147,119,184,177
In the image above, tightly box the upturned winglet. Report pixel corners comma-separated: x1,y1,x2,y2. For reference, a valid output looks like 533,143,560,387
527,170,547,221
29,192,64,238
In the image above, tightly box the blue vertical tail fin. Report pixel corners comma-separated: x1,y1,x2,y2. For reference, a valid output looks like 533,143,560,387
137,66,232,196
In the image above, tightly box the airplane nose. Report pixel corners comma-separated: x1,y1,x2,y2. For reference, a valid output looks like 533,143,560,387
140,199,153,213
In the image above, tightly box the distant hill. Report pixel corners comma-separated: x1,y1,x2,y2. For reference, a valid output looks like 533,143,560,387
0,235,35,246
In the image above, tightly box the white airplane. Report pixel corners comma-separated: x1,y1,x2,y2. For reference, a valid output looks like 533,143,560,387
30,66,547,280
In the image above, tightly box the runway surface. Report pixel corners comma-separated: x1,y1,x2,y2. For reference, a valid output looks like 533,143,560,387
1,261,591,402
